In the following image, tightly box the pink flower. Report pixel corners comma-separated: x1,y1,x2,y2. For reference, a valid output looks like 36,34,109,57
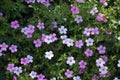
9,45,18,53
83,28,91,37
100,0,106,3
20,58,29,66
52,21,57,28
42,0,51,7
84,48,93,57
96,13,107,23
22,24,35,38
75,40,83,48
103,18,108,23
41,34,46,42
83,27,100,36
7,63,15,72
71,5,79,14
13,75,17,80
103,2,108,7
37,0,50,7
91,27,100,35
102,55,108,62
33,39,42,48
27,24,35,33
37,0,46,3
37,22,45,30
79,68,84,74
11,20,19,29
0,42,8,51
50,33,58,42
37,73,46,80
92,75,99,80
97,45,106,54
44,33,58,44
25,32,33,38
79,60,87,69
76,0,83,3
96,13,104,22
65,69,73,78
106,31,112,35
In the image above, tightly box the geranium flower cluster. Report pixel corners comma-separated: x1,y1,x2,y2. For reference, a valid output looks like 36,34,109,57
100,0,108,7
0,42,18,56
7,55,33,75
25,0,50,7
0,0,120,80
64,69,82,80
33,27,58,47
96,13,108,23
7,64,22,75
96,57,110,78
83,27,100,37
79,60,87,74
21,55,33,65
21,24,35,38
41,33,58,44
58,26,74,47
29,71,47,80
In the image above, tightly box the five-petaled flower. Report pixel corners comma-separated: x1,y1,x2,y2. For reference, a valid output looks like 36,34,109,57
9,44,18,53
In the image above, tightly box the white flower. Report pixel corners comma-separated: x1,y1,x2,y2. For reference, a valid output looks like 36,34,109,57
44,35,52,44
58,26,67,34
66,56,75,66
96,58,105,67
13,67,22,75
45,51,54,60
0,50,2,56
117,60,120,67
62,38,74,47
60,35,67,40
50,77,57,80
113,77,120,80
99,66,108,75
29,71,37,79
73,76,81,80
85,38,94,46
117,36,120,40
27,55,33,63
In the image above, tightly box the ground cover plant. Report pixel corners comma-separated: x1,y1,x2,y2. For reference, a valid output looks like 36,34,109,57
0,0,120,80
